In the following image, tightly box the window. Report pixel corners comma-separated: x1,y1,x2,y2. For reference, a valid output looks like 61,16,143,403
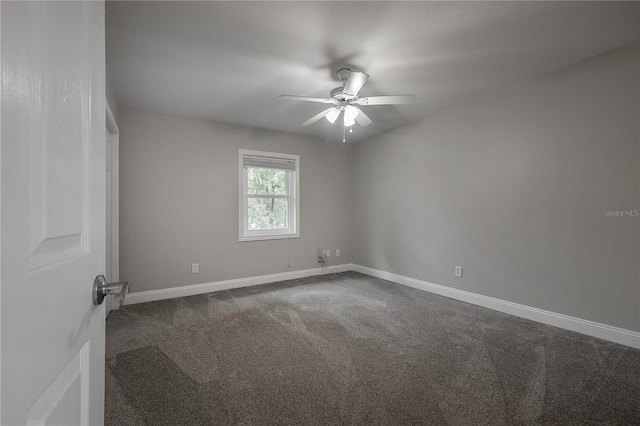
238,149,299,241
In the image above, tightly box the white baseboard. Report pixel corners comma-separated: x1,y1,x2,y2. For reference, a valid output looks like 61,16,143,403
124,264,353,306
121,262,639,349
351,264,640,349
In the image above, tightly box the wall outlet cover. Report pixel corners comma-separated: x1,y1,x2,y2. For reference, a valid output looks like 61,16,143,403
455,266,463,278
192,263,199,274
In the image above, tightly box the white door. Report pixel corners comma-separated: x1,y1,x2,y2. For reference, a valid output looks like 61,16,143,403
106,127,113,286
106,126,113,318
2,1,107,425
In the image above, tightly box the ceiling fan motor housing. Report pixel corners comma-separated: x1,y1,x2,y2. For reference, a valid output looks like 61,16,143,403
330,87,344,99
330,86,357,102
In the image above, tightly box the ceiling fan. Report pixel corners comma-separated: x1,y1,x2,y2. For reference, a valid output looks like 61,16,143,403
279,68,416,131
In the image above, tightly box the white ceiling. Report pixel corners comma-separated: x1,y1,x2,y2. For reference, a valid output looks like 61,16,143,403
106,1,639,143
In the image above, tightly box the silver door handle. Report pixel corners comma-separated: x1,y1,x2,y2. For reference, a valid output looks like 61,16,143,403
93,275,132,307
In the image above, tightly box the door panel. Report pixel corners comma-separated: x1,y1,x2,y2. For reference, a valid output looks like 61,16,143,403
28,1,88,271
26,342,91,425
1,1,106,424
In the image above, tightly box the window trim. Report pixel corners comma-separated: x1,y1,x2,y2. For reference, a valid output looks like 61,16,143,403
238,149,300,242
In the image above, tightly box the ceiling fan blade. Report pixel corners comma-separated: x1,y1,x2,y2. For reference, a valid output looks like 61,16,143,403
354,107,372,127
301,108,334,126
342,71,369,96
279,95,333,103
357,95,416,105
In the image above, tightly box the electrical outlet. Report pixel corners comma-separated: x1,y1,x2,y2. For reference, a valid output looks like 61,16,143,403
326,249,331,257
192,263,199,274
455,266,463,278
336,249,340,257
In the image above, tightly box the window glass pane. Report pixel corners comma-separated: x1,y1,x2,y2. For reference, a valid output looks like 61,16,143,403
247,167,287,195
248,197,288,230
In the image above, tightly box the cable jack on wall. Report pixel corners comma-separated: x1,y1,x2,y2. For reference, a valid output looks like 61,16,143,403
317,248,342,278
317,248,326,265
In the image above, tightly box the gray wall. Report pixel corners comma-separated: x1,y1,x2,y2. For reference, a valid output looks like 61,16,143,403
119,108,353,293
353,43,639,331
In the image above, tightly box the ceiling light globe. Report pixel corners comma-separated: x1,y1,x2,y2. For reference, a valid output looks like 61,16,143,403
325,108,340,124
343,105,358,127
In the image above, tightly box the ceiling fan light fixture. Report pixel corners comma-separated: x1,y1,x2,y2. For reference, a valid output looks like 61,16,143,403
279,68,416,137
325,108,340,124
343,105,358,127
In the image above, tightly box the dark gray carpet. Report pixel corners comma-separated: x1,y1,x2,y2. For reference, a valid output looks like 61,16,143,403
105,272,640,425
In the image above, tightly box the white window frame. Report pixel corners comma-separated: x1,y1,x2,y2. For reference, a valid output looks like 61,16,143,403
238,149,300,242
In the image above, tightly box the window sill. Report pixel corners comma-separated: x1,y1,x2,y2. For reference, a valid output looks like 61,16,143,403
239,233,300,242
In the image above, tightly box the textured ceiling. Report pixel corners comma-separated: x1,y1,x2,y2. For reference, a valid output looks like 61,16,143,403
106,1,639,143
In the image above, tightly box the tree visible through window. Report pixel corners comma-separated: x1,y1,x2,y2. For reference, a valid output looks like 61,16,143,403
247,167,288,230
239,149,299,241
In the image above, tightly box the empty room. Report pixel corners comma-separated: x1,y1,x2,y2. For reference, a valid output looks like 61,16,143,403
1,1,638,425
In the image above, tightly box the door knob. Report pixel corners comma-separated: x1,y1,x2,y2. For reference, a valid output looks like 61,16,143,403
93,275,132,307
